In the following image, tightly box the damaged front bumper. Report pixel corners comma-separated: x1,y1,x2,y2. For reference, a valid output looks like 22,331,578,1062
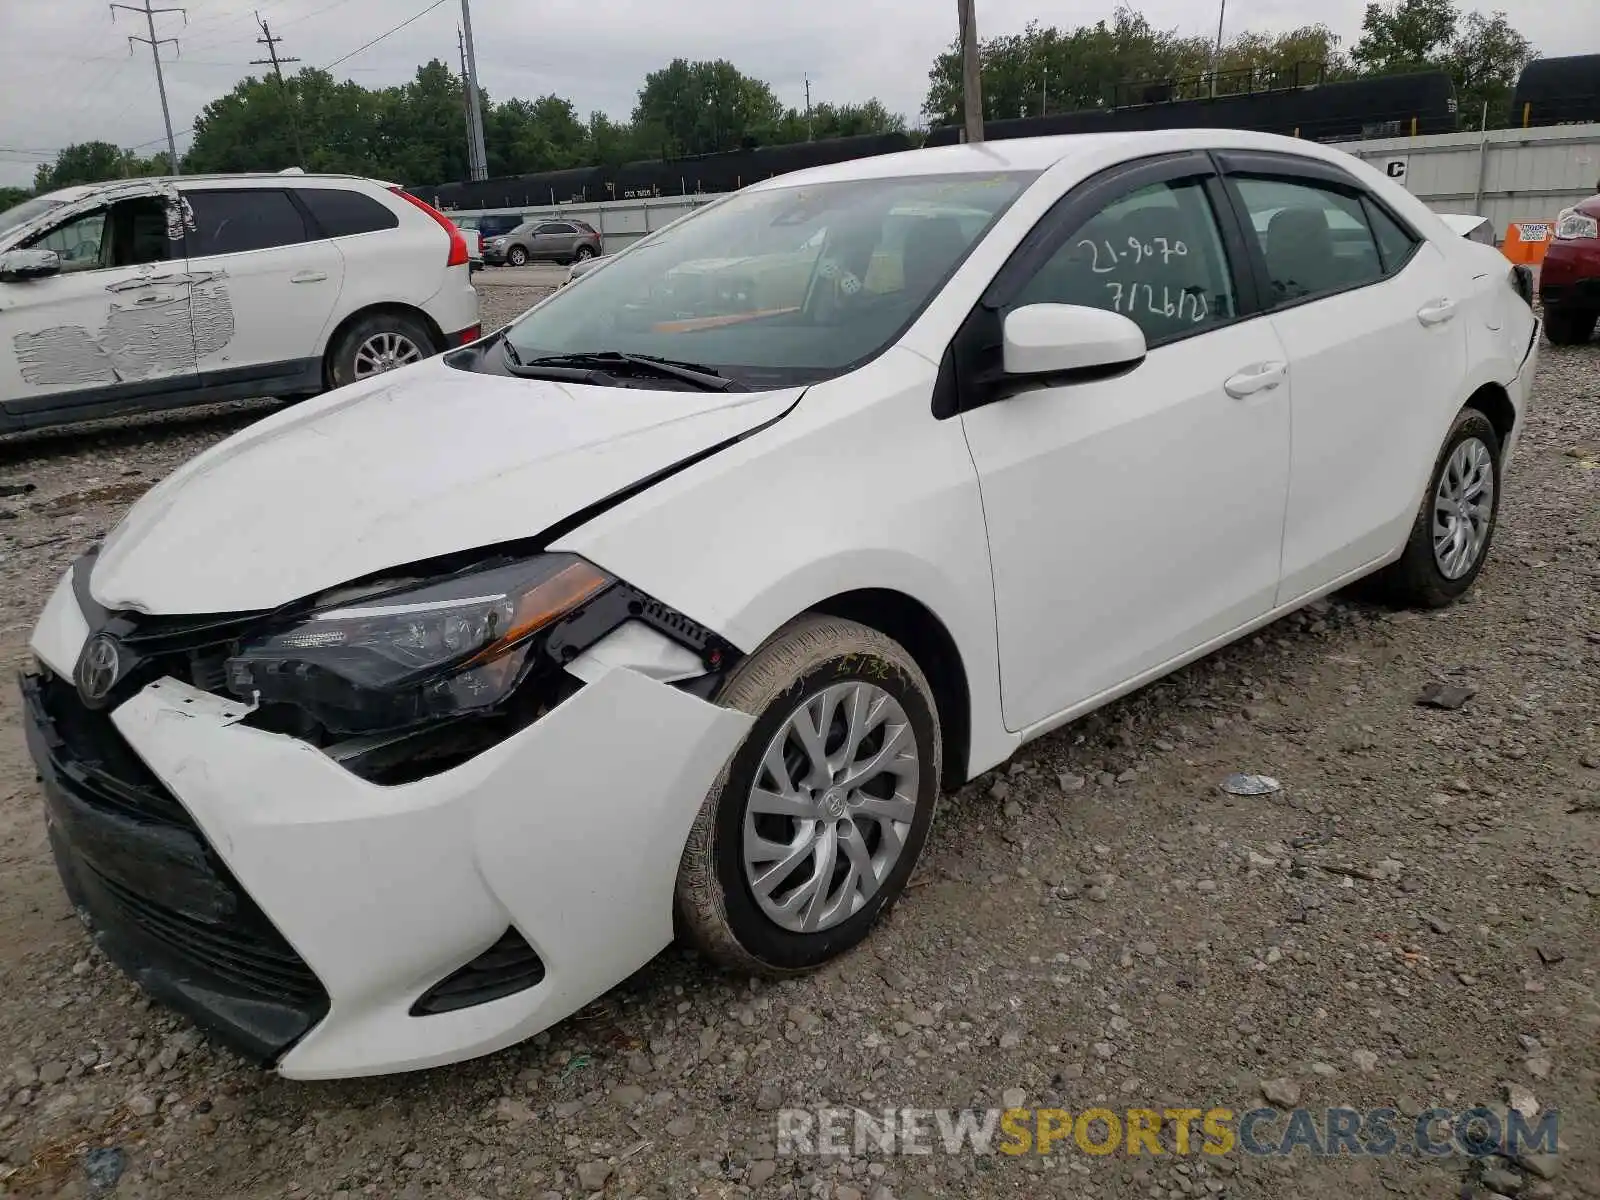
24,572,751,1079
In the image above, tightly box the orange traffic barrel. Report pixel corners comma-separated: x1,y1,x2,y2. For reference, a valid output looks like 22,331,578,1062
1501,220,1555,265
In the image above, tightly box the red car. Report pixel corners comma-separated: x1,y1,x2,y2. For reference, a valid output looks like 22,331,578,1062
1540,191,1600,345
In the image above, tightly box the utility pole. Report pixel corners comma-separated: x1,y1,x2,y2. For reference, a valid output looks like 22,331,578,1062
956,0,983,143
1209,0,1227,99
251,11,304,167
459,0,488,181
804,74,812,141
457,27,483,179
111,0,185,175
1041,64,1048,117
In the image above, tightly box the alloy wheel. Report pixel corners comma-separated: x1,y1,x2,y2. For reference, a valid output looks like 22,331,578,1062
741,681,920,934
1432,435,1495,579
352,331,424,378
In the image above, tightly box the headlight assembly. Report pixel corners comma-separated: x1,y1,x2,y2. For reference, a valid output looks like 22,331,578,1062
225,555,612,734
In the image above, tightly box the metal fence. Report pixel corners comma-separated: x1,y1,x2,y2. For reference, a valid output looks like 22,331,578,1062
450,121,1600,254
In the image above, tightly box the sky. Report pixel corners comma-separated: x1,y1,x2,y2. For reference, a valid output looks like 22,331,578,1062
2,0,1598,189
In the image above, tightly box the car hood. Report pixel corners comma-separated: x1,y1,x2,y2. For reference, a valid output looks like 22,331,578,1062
91,355,801,614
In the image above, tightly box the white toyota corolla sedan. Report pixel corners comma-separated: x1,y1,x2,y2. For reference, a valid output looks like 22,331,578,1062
23,128,1539,1079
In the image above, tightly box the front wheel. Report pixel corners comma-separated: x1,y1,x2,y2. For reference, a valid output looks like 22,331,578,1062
1544,307,1597,346
507,245,528,267
676,616,942,976
1370,408,1502,608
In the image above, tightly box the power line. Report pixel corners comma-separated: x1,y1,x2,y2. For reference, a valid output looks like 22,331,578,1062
111,0,188,174
325,0,449,71
251,9,305,164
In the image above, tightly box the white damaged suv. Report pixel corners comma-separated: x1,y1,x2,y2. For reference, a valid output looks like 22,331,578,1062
0,172,480,433
22,129,1537,1079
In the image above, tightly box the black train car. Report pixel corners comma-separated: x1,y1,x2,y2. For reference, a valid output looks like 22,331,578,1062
599,132,915,199
925,70,1457,147
1513,55,1600,127
427,166,602,211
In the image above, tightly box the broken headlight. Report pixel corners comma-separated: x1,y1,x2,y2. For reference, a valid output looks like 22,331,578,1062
224,554,613,734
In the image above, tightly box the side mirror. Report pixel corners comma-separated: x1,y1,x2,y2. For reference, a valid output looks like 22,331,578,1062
1002,303,1146,378
0,248,61,283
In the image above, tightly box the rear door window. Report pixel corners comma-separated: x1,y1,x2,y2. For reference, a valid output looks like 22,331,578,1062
1231,177,1386,303
184,189,311,256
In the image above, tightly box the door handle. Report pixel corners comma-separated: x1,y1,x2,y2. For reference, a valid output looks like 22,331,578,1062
290,271,328,284
1417,298,1457,326
1223,361,1287,399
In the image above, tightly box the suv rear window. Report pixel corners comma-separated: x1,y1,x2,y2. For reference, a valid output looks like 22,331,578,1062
298,187,399,237
185,188,310,255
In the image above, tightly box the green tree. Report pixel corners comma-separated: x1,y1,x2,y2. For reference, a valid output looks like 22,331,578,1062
487,95,591,176
922,10,1339,125
632,59,785,157
33,142,170,190
0,186,32,211
1352,2,1535,128
586,111,636,166
1351,0,1459,73
1446,10,1535,128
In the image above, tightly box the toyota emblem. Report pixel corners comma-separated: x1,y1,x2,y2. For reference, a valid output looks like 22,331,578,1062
75,634,122,704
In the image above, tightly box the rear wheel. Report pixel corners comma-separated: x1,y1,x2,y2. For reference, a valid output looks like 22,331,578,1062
1544,307,1597,346
676,616,942,976
326,312,433,390
1370,408,1501,608
574,245,596,261
507,245,528,267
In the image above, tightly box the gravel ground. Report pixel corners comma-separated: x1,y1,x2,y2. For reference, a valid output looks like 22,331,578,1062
0,321,1593,1200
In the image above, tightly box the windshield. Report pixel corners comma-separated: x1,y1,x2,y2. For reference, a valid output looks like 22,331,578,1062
501,172,1038,386
0,195,69,239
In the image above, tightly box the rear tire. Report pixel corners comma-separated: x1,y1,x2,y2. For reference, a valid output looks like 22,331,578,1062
326,312,435,391
1544,307,1596,346
1369,408,1502,608
675,615,942,977
574,245,596,261
507,246,528,267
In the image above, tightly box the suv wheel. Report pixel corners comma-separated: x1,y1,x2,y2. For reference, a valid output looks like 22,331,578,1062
327,312,434,390
1545,307,1597,346
574,245,596,261
507,246,528,267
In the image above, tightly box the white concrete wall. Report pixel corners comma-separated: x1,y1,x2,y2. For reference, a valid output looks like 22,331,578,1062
1331,123,1600,238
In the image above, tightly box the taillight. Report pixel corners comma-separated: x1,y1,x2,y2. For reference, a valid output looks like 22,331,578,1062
390,187,470,268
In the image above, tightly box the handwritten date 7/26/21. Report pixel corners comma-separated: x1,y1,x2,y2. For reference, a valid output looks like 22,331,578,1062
1076,236,1211,326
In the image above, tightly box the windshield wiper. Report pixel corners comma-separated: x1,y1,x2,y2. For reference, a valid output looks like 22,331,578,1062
510,350,744,392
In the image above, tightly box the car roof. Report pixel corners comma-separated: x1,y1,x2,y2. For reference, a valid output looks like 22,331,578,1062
37,172,391,203
743,128,1375,192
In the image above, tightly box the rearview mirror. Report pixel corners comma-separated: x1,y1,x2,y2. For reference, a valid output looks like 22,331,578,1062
0,248,61,283
1002,303,1146,378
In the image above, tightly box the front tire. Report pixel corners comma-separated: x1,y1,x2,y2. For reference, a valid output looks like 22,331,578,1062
676,616,942,976
507,246,528,267
1371,408,1502,608
1544,307,1597,346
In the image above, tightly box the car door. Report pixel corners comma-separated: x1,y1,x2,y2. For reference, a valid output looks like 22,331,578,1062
180,185,345,385
534,222,577,260
1217,152,1469,601
957,152,1293,732
0,188,197,420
